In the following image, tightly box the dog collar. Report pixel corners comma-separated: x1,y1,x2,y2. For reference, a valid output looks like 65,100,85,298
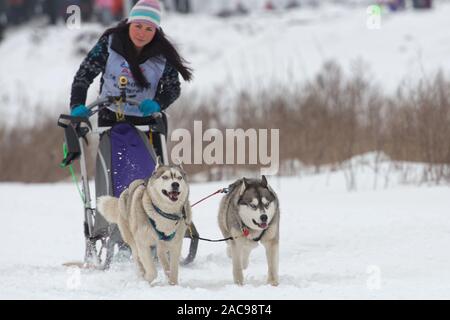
252,228,267,242
152,203,182,221
147,216,176,241
241,225,268,242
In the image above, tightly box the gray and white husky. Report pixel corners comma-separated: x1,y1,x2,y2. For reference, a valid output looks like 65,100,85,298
97,159,192,285
218,176,280,286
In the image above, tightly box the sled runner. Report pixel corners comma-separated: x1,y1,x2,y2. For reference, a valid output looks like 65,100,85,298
58,77,199,269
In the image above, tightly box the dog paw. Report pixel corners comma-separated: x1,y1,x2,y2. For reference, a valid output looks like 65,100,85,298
268,279,279,286
234,279,244,286
168,273,178,285
144,272,157,283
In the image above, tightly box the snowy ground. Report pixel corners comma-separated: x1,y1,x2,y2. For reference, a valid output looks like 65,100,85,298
1,164,449,299
1,2,450,126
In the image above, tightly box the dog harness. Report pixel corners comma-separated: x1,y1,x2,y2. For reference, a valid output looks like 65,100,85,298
146,203,186,241
147,216,177,241
152,202,183,221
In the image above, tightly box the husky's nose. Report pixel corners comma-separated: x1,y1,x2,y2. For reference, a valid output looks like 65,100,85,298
171,182,180,190
260,214,268,222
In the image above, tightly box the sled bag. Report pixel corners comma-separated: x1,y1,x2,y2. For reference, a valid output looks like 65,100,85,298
110,122,157,196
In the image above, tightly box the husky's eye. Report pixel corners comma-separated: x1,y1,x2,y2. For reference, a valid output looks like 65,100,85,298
264,203,270,209
177,176,183,180
249,204,257,210
162,176,169,180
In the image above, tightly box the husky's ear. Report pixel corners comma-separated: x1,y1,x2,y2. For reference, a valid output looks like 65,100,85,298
261,175,268,188
155,156,163,169
239,178,248,195
174,158,184,171
264,177,277,199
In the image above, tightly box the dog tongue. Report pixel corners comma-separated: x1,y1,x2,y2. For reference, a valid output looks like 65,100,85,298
260,223,267,229
168,192,179,200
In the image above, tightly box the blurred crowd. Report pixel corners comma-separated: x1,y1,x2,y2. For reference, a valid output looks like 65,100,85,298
0,0,192,35
0,0,435,42
377,0,433,11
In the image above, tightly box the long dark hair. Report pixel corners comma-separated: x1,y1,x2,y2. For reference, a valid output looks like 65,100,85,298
103,20,193,89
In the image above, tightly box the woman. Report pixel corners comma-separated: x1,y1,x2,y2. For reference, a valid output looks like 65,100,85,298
68,1,194,263
70,0,192,127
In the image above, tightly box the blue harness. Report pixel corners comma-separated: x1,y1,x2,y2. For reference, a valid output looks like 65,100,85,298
147,203,186,241
147,216,177,241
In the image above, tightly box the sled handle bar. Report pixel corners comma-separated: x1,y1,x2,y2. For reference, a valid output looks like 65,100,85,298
86,96,162,119
86,96,139,112
58,96,162,130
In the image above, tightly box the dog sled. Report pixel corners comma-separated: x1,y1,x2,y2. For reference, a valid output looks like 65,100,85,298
58,76,199,270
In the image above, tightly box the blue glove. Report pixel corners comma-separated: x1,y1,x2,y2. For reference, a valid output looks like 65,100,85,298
70,104,91,117
139,99,160,116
